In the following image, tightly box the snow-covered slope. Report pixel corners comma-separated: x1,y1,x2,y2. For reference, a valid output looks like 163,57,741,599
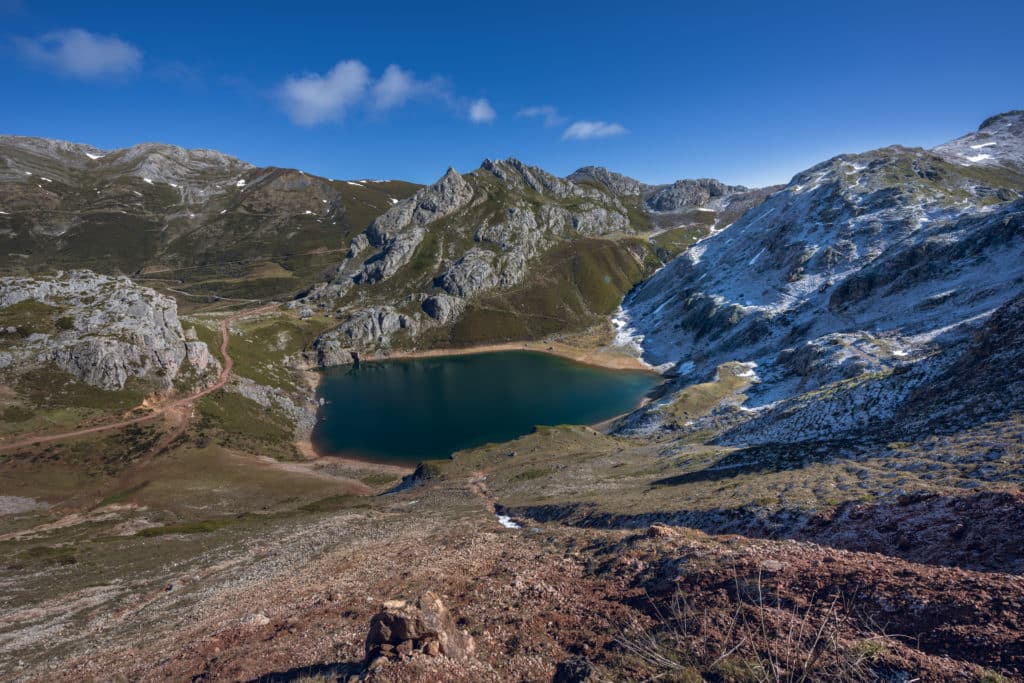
622,112,1024,441
933,110,1024,174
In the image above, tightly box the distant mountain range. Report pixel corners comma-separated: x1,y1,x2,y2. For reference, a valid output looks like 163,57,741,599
0,135,771,357
0,136,420,298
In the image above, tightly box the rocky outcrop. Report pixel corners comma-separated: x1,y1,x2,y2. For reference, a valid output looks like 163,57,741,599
359,168,475,283
644,178,748,212
440,248,498,297
0,270,217,390
568,166,649,195
421,293,464,323
571,204,631,235
312,306,419,366
232,376,317,438
364,592,474,664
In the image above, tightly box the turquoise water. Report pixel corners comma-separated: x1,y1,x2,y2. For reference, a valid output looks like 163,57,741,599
311,351,661,463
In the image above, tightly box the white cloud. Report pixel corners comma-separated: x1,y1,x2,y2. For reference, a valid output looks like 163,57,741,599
469,98,496,123
15,28,142,79
279,60,370,126
278,60,492,126
517,105,564,127
562,120,627,141
371,65,448,110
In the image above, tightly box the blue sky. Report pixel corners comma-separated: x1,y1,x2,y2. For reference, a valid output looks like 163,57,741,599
2,0,1022,187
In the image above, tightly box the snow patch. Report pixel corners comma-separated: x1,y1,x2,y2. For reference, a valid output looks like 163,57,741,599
748,246,767,266
346,181,364,187
85,152,104,160
40,177,53,183
963,153,993,163
611,306,644,355
143,178,154,185
969,142,997,149
735,361,759,379
235,179,246,187
304,210,314,215
389,197,398,204
908,308,997,345
497,514,521,529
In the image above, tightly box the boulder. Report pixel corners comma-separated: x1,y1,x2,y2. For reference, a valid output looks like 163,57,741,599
364,592,474,663
421,294,464,323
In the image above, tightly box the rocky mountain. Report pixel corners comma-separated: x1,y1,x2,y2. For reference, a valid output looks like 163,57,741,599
307,157,770,366
0,136,420,299
569,165,778,227
0,270,217,391
309,158,657,365
619,112,1024,442
933,109,1024,174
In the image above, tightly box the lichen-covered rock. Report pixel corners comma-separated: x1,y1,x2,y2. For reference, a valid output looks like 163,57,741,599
0,270,216,390
313,338,358,367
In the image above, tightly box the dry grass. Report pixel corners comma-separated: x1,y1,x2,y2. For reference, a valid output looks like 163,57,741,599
617,576,888,683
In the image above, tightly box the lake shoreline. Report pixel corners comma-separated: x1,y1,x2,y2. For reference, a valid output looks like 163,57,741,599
360,340,660,374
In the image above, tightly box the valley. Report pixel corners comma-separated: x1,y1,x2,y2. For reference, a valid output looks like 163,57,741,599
1,112,1023,682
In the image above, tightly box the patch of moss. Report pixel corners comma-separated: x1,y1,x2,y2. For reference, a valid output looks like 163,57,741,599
298,494,372,513
197,390,293,444
0,300,61,337
136,517,242,537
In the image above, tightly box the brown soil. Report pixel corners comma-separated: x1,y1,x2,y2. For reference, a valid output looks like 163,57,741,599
370,339,656,373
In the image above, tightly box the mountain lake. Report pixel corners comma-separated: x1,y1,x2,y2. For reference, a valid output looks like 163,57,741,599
311,350,662,463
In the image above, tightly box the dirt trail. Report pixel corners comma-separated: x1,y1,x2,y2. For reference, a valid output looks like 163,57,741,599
0,303,280,452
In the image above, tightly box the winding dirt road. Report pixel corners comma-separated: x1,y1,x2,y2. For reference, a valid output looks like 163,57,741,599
0,303,279,453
